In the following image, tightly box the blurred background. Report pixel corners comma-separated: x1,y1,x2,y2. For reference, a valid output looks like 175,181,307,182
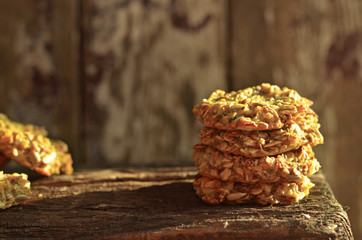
0,0,361,238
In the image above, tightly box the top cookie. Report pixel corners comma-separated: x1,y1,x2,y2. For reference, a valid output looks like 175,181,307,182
193,83,313,131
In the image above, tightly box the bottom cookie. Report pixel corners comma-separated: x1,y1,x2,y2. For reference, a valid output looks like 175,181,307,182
0,171,32,209
193,175,314,205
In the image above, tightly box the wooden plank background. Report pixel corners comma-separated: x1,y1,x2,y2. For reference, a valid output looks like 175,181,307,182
0,0,81,163
82,0,226,167
0,0,361,238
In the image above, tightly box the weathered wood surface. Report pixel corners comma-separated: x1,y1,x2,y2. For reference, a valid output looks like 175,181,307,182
0,168,353,239
0,0,82,164
82,0,226,166
230,1,362,238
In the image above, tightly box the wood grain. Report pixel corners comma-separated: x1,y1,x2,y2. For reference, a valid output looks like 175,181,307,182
0,168,353,239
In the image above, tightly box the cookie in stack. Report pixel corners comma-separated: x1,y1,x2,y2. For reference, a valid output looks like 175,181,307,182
192,83,324,205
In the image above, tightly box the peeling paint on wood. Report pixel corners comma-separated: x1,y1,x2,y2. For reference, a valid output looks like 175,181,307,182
326,32,360,80
0,0,81,164
82,0,226,166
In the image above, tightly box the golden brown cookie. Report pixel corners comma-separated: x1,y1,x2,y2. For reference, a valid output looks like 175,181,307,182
198,118,323,158
0,114,73,176
193,144,320,183
193,174,314,205
0,113,48,136
0,171,32,209
193,83,313,131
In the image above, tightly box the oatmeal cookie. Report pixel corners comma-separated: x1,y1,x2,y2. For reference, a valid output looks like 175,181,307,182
0,171,31,209
193,144,320,183
199,120,323,158
0,113,48,136
193,83,313,131
0,115,73,176
193,174,314,205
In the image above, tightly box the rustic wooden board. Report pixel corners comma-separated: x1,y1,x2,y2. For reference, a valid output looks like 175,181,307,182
82,0,227,167
0,0,82,164
0,168,353,239
229,1,362,238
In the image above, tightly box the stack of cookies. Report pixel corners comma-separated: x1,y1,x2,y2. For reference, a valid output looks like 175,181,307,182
192,83,324,205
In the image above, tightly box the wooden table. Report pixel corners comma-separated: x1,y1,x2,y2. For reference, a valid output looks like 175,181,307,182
0,168,353,239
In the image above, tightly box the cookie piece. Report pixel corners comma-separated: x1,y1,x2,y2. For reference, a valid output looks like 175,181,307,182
193,174,314,205
0,113,48,136
193,83,313,131
0,115,73,176
193,144,320,183
0,171,32,209
199,120,323,158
